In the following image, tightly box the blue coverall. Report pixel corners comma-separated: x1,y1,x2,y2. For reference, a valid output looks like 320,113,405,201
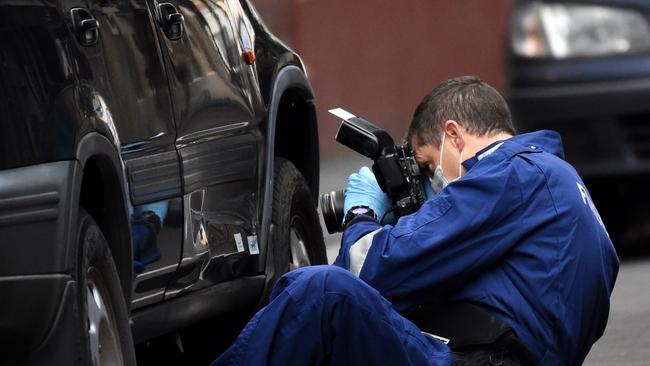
212,130,619,366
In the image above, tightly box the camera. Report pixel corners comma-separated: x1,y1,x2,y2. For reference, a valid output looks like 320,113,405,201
320,108,427,234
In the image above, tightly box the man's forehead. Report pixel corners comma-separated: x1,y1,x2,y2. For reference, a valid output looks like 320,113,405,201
410,134,424,148
411,135,434,152
412,140,438,163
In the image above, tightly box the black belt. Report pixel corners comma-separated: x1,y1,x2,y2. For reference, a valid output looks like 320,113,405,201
403,302,538,366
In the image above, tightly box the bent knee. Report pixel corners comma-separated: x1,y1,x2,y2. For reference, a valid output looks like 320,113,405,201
273,265,369,299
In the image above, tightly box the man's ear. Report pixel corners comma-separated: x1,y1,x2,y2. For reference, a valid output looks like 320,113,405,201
443,120,465,151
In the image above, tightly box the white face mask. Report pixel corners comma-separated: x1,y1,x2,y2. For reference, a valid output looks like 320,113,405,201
430,132,463,194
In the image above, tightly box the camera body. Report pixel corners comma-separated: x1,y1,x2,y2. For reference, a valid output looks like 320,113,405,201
320,109,426,234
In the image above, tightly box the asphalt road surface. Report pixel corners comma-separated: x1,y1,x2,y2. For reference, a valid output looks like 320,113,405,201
583,256,650,365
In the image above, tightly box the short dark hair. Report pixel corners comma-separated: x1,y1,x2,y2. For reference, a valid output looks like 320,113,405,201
408,76,515,147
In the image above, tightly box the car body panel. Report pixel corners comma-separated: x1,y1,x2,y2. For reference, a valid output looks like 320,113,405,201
80,0,184,307
0,0,81,170
148,0,265,299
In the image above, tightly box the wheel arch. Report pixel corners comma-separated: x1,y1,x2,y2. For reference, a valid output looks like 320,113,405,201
257,66,320,303
76,132,133,305
265,65,320,203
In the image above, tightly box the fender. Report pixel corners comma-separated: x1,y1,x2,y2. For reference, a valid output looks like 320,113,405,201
256,66,318,303
260,65,315,242
75,132,133,305
0,132,133,358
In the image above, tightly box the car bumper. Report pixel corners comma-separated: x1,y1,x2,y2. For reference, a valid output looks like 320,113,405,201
0,274,73,349
0,160,82,359
508,77,650,178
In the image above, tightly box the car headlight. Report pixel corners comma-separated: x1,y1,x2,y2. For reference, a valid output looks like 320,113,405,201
510,2,650,59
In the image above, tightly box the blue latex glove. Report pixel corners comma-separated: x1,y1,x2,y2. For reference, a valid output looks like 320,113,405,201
344,166,391,224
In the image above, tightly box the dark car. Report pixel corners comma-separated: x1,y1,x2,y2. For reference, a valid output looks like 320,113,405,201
506,0,650,246
0,0,326,363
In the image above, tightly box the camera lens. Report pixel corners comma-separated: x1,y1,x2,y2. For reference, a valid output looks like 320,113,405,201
319,189,345,234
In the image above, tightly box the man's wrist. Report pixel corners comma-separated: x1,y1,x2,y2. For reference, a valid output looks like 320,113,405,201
344,205,377,227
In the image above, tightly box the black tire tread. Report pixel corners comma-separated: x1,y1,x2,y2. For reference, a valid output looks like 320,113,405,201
77,208,136,366
272,158,327,265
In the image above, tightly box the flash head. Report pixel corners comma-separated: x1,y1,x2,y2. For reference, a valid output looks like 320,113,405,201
329,108,395,159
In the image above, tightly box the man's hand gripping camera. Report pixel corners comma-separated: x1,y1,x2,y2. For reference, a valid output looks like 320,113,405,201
319,108,427,234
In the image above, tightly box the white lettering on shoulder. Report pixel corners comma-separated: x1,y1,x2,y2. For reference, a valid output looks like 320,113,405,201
576,182,608,236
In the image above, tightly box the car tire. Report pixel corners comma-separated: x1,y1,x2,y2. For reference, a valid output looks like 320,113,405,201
272,158,327,273
76,208,136,366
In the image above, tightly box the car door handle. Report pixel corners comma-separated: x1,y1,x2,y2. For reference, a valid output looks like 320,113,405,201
70,8,99,46
157,3,184,40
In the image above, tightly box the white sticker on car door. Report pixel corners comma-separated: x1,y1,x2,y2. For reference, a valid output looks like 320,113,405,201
234,233,245,252
247,235,259,255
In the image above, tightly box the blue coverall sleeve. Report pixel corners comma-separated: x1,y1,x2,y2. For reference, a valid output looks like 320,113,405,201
334,159,525,309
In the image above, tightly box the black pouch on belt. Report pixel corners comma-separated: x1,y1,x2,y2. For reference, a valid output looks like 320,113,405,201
403,302,538,366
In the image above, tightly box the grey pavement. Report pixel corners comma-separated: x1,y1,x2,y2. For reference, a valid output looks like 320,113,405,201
584,257,650,365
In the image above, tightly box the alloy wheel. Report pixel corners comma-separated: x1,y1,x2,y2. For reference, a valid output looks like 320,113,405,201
289,215,312,270
86,266,124,366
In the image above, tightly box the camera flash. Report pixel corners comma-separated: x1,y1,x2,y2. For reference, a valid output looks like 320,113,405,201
329,108,357,121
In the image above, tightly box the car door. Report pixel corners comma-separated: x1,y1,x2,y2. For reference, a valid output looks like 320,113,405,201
83,0,184,308
148,0,265,298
